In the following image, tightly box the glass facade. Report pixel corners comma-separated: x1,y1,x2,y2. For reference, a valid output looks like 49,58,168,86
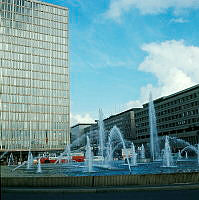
0,0,70,151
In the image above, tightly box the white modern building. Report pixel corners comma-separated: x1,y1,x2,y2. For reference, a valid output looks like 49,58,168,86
0,0,70,152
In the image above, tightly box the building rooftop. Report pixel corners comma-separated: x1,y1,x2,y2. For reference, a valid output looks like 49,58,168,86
71,123,96,129
26,0,68,10
143,84,199,108
105,108,142,120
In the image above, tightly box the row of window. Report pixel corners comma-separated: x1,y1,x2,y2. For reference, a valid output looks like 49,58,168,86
1,0,68,18
1,9,68,27
1,35,67,52
1,42,68,56
158,118,199,130
2,93,68,106
1,53,68,67
1,143,66,150
136,117,199,134
135,91,199,118
2,76,68,90
1,86,68,99
1,131,66,147
1,97,68,109
136,109,199,127
2,71,68,83
156,93,198,109
1,95,68,105
1,19,67,39
157,101,199,116
1,50,68,63
135,100,199,122
1,64,68,76
2,114,67,125
1,112,68,122
2,120,68,130
1,131,65,139
158,109,199,123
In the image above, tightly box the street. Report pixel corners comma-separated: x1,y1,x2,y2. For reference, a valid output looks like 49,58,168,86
2,189,199,200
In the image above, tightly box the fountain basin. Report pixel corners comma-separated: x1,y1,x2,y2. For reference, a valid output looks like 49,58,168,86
2,171,199,187
3,159,199,177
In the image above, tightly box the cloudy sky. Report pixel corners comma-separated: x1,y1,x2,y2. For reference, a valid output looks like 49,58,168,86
42,0,199,125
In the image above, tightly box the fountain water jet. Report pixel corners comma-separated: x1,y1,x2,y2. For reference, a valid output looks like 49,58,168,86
98,109,105,160
104,136,113,167
185,151,188,159
27,150,33,169
149,92,160,161
109,126,131,173
162,136,175,167
130,142,137,166
12,161,27,171
85,136,93,172
177,150,182,160
37,158,42,173
0,151,8,160
140,144,145,159
8,153,14,166
55,144,71,164
64,144,71,163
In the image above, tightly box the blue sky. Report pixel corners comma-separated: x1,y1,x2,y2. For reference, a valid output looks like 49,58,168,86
42,0,199,125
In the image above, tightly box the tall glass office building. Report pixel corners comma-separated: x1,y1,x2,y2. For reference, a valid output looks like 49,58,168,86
0,0,70,151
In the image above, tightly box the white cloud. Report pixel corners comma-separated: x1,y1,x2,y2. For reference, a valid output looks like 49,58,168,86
70,113,95,126
105,0,199,20
125,40,199,108
170,18,189,23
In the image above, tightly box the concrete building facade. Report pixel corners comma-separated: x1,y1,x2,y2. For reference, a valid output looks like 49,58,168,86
0,0,70,152
104,108,141,141
70,123,94,149
70,85,199,158
81,108,141,152
134,84,199,147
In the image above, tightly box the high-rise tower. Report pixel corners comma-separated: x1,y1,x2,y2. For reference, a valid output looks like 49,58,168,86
0,0,70,151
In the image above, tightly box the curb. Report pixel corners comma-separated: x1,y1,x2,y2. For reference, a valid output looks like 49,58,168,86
2,184,199,193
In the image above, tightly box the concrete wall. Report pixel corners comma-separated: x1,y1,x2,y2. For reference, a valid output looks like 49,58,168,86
2,172,199,187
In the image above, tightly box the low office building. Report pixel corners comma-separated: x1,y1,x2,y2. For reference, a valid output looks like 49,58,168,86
104,108,141,141
82,108,141,154
134,84,199,148
70,123,95,149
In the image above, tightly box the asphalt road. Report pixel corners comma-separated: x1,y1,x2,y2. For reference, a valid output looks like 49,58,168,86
2,189,199,200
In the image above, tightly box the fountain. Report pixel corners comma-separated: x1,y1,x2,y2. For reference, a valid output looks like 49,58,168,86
140,144,145,159
55,144,71,164
71,134,86,149
185,151,188,159
0,151,8,160
109,126,131,173
104,136,113,168
98,108,105,160
6,104,199,177
12,161,27,171
8,153,14,166
149,92,160,161
130,142,137,166
85,136,93,172
162,136,175,167
177,150,182,160
36,158,42,173
6,130,199,177
27,150,33,169
64,144,71,163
